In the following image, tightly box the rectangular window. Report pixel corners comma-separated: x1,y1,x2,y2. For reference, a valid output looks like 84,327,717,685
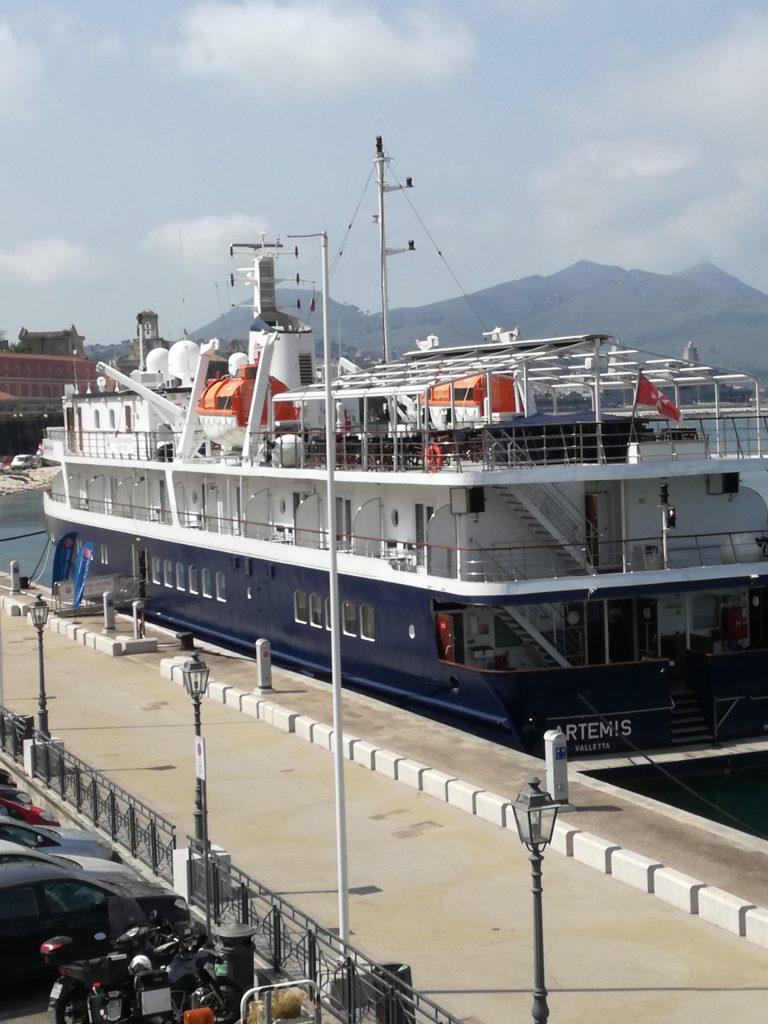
294,590,308,623
99,544,108,565
215,571,226,602
324,596,332,630
163,559,173,587
343,601,357,636
201,568,212,598
189,565,199,595
151,557,161,584
361,603,375,641
176,562,186,591
309,593,323,628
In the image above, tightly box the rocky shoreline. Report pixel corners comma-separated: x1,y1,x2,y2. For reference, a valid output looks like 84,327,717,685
0,466,59,496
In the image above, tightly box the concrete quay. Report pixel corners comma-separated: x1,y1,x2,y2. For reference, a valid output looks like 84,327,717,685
1,589,767,1023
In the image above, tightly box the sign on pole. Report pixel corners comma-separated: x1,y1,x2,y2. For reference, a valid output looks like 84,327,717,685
195,736,206,781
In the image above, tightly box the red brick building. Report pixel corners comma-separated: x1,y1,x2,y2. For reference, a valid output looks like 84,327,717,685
0,352,99,400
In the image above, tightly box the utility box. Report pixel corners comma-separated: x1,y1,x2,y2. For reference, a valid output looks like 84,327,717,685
255,638,272,690
544,727,569,804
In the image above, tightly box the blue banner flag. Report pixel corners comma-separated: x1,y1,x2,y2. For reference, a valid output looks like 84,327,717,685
51,532,77,585
73,541,95,608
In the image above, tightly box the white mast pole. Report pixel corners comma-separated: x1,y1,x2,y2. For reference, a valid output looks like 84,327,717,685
375,136,391,364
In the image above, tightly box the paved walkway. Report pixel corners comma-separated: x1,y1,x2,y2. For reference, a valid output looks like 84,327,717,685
1,591,767,1023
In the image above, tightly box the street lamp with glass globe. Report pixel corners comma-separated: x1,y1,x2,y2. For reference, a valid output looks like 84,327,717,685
511,776,560,1024
30,595,50,738
181,652,210,841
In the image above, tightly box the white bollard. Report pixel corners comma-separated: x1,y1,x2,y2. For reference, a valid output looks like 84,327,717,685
255,638,272,690
132,599,145,639
103,591,115,631
9,561,20,595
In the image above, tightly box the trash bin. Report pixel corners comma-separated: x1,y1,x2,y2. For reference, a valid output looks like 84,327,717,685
213,922,255,993
375,964,414,1024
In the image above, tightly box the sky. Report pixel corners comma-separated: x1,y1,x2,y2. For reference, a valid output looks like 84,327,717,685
2,0,768,348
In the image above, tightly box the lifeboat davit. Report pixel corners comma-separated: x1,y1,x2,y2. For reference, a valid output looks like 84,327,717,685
197,363,298,448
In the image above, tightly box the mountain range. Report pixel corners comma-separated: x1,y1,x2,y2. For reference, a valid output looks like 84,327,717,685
183,259,768,376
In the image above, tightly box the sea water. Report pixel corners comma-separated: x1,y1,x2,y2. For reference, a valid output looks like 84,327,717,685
0,489,50,584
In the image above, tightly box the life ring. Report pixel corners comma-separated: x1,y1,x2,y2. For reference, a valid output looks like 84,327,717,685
425,443,444,471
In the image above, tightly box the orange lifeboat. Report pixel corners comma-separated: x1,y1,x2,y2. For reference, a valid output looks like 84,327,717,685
196,363,298,447
420,373,520,426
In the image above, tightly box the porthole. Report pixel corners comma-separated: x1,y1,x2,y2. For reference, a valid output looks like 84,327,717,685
279,498,286,514
246,586,252,600
191,491,198,504
391,508,399,527
408,624,415,639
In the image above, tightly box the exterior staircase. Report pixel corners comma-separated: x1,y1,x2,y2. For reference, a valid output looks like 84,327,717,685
670,688,713,746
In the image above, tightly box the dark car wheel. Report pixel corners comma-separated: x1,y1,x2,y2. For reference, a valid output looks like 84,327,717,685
54,988,89,1024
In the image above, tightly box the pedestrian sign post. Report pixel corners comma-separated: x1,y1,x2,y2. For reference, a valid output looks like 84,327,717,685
195,736,206,781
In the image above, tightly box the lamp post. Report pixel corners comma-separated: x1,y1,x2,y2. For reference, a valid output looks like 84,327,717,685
30,595,50,738
511,776,559,1024
182,652,210,841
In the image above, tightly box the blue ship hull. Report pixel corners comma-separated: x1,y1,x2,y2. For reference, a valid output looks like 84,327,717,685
44,511,686,757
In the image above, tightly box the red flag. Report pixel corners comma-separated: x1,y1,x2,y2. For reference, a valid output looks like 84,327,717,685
635,373,681,422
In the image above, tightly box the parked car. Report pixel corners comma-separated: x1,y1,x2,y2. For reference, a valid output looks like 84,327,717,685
0,787,59,826
0,839,144,885
0,820,119,862
9,453,38,470
0,862,189,983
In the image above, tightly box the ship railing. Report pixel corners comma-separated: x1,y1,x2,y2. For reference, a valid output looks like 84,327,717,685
52,427,180,463
50,492,174,527
48,415,768,471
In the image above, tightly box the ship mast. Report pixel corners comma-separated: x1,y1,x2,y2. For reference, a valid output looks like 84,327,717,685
374,136,414,363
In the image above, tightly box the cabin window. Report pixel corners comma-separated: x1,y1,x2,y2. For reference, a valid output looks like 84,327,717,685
309,593,323,628
343,601,357,636
202,568,212,598
176,562,186,591
360,603,375,641
189,566,199,595
692,594,719,630
125,405,132,432
216,396,233,410
94,410,100,429
215,571,226,602
151,557,161,584
99,544,108,565
294,590,308,623
163,559,173,587
109,409,116,429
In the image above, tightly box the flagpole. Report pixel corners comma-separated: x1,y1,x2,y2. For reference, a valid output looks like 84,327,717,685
629,368,642,442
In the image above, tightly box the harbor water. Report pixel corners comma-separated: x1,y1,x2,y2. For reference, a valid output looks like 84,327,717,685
0,489,50,585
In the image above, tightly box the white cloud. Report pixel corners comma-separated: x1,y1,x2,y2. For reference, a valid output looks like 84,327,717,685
0,20,41,120
170,0,474,98
0,238,103,284
524,16,768,276
142,214,273,281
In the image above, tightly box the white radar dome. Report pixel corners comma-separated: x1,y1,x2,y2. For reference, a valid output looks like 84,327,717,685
145,347,169,373
168,339,199,385
228,352,249,376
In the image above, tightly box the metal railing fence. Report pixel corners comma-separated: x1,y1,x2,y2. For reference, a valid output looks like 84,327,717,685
0,708,176,882
188,838,459,1024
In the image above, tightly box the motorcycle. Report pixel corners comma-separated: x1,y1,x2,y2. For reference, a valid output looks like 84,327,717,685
46,919,241,1024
